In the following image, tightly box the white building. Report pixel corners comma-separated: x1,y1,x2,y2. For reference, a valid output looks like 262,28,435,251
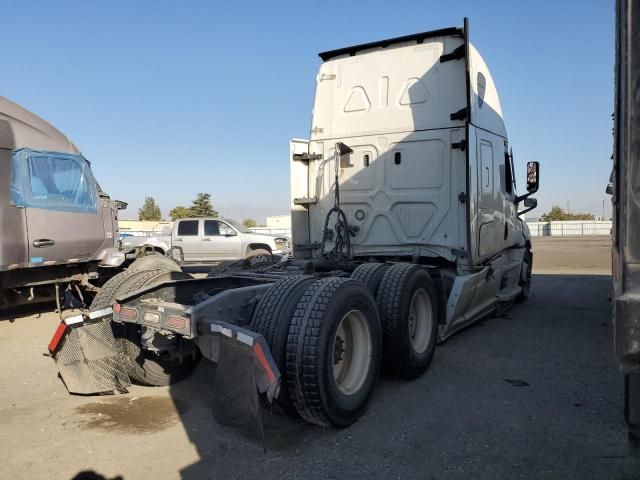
266,215,291,229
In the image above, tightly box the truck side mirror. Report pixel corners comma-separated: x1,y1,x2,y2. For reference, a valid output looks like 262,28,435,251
515,161,540,205
526,161,539,193
224,229,238,237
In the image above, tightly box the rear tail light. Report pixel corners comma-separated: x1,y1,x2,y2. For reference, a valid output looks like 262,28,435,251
119,306,138,321
48,321,68,353
143,311,161,324
167,316,186,331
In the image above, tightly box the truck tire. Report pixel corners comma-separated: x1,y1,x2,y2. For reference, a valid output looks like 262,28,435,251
286,277,381,427
207,260,244,276
127,253,182,274
376,263,439,379
351,263,389,296
250,275,316,416
516,250,532,303
246,248,273,268
91,269,200,386
91,269,138,309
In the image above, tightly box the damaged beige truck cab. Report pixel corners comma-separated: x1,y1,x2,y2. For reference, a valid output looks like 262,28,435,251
0,97,126,308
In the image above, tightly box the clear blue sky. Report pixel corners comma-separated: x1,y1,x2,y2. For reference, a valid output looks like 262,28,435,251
1,0,614,221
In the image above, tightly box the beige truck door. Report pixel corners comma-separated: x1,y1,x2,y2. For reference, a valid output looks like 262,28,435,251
20,152,105,265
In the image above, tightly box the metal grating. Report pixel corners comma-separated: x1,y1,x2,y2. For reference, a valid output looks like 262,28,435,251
54,319,131,394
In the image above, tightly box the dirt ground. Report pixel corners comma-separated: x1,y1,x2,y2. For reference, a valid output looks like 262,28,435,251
0,236,627,480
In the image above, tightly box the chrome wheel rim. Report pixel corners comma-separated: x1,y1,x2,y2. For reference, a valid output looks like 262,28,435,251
332,309,372,395
408,288,433,354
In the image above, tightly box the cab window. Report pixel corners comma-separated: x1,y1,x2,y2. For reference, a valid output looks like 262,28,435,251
177,220,198,236
11,149,98,213
204,220,221,236
503,147,515,196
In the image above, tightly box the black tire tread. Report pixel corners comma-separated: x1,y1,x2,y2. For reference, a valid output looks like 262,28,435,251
351,263,388,295
127,253,182,274
252,275,314,353
286,277,352,427
251,275,315,415
91,268,149,310
516,250,533,303
376,263,437,378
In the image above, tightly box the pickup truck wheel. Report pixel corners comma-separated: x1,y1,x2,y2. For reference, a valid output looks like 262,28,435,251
250,275,316,416
286,277,381,427
376,264,439,379
91,269,200,386
127,253,182,274
516,250,532,303
351,263,389,296
246,248,273,268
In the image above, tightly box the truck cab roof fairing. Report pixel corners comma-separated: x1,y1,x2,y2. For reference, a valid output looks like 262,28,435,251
318,27,464,62
468,44,507,139
313,23,507,141
0,96,80,154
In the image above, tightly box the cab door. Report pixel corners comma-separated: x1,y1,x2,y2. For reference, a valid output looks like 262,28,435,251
201,220,241,261
15,150,106,265
475,136,504,259
173,220,201,262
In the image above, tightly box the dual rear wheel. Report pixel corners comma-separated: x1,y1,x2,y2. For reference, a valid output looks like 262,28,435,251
252,276,381,427
376,264,439,379
251,263,440,427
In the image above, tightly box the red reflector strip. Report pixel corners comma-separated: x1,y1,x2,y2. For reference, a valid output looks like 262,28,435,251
119,307,138,320
253,342,276,385
48,322,68,353
166,316,186,330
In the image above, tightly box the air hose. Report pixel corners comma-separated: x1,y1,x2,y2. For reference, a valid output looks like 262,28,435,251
320,143,354,261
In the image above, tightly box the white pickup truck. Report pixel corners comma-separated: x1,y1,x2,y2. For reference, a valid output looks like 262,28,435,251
143,217,284,264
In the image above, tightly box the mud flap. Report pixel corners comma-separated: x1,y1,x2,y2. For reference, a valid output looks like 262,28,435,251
201,321,280,445
49,309,131,395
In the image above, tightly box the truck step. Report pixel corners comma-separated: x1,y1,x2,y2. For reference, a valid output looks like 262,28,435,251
294,197,318,206
292,153,322,162
496,286,522,302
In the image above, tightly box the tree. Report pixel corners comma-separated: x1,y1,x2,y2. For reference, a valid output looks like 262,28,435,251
138,196,161,221
539,205,595,222
169,206,191,221
189,192,219,218
243,218,257,228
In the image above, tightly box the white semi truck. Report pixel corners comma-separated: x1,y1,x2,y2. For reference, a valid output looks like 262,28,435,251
50,19,539,435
